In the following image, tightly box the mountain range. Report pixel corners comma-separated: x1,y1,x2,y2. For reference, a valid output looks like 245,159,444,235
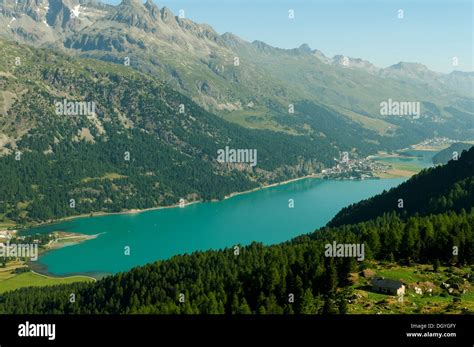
0,0,473,223
0,1,473,317
0,38,345,222
1,0,473,140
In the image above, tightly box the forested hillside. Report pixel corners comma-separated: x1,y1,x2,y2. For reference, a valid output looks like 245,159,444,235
0,39,345,224
0,155,472,314
0,209,471,314
2,0,473,142
433,143,473,165
329,147,474,227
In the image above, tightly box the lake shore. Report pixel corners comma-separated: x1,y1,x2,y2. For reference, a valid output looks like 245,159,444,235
23,176,408,277
18,144,443,233
368,148,439,178
223,173,321,200
411,144,451,151
22,173,323,231
368,150,419,160
20,168,416,233
22,173,322,277
43,231,101,251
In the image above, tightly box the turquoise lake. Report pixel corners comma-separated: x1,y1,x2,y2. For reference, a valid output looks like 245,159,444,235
26,177,406,277
372,149,436,167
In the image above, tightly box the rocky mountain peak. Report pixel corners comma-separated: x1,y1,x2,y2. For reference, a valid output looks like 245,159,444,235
159,6,174,23
109,0,156,30
144,0,159,19
298,43,312,53
120,0,143,6
382,62,440,80
389,62,429,72
221,32,244,49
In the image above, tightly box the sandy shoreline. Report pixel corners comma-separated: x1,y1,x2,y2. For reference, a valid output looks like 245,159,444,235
223,174,321,200
44,232,101,251
411,145,451,151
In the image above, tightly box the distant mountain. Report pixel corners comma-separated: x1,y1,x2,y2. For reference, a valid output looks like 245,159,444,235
433,143,473,165
382,62,437,79
381,62,473,97
440,71,474,97
1,0,473,143
329,146,474,227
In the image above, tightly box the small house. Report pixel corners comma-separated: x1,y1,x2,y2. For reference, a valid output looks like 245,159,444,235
372,277,405,296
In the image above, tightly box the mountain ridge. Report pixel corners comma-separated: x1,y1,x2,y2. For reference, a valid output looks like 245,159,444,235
0,38,348,223
1,0,470,74
0,1,473,172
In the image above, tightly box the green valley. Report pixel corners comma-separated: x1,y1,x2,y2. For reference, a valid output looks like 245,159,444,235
0,0,472,329
0,145,472,315
0,38,345,224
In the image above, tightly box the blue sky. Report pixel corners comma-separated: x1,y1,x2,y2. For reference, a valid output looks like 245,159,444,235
103,0,473,73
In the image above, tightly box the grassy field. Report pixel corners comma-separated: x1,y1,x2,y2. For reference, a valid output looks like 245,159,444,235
220,108,298,134
81,172,127,183
0,217,16,228
375,160,421,173
348,263,474,314
0,262,94,294
373,157,424,178
341,108,397,135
